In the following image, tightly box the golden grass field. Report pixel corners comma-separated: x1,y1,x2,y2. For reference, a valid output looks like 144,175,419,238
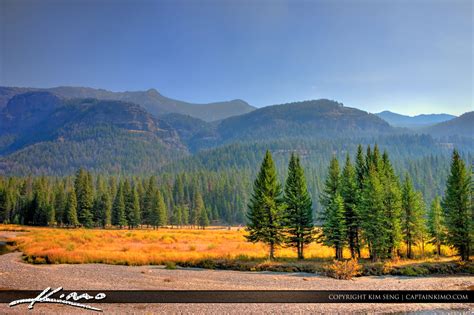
0,224,458,266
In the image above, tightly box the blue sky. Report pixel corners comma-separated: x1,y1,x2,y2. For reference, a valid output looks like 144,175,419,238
1,0,472,115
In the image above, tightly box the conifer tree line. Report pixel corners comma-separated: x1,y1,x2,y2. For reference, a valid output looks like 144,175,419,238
246,146,472,261
0,145,471,261
0,170,250,228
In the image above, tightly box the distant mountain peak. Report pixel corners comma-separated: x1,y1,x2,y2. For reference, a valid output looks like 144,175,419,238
145,88,161,97
375,110,456,129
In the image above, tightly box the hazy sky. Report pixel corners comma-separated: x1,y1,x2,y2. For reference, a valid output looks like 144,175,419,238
1,0,472,115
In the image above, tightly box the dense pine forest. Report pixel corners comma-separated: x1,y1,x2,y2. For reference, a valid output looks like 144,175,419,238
246,146,472,262
0,144,471,261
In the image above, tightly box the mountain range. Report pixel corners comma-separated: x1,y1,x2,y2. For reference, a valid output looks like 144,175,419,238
375,110,456,129
0,86,255,122
0,86,472,175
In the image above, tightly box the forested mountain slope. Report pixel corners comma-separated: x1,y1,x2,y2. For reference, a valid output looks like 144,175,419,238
0,92,186,175
424,111,474,138
214,99,394,143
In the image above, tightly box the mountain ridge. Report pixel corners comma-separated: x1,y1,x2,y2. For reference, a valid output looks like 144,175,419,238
423,111,474,138
0,86,255,122
376,110,456,128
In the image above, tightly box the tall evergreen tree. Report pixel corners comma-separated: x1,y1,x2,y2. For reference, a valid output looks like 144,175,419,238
341,154,360,259
320,157,346,260
171,205,182,227
95,189,112,228
427,196,446,256
150,190,167,228
284,153,314,259
74,169,94,227
199,207,209,229
442,150,472,261
381,151,403,258
359,165,389,261
112,183,127,228
192,192,205,228
401,174,425,259
127,186,141,228
246,150,286,260
142,176,156,227
65,190,79,226
53,183,66,225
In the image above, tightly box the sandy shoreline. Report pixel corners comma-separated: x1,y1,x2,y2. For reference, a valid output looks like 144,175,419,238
0,250,472,314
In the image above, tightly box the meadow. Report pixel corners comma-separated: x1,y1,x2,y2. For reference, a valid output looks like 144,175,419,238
2,224,469,277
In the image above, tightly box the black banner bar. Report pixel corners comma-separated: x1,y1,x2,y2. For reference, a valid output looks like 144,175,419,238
1,290,473,304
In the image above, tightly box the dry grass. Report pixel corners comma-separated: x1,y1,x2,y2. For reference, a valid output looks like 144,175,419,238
1,225,460,267
8,226,335,265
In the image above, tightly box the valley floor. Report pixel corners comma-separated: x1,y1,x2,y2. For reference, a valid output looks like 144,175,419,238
0,251,472,314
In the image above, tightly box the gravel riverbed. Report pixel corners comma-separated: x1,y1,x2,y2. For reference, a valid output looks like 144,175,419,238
0,231,472,314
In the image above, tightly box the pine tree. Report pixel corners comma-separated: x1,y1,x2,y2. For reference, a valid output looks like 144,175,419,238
112,184,127,228
171,205,182,227
53,183,66,225
284,153,313,259
32,180,49,226
142,176,156,227
246,150,286,260
341,154,360,259
427,196,445,256
401,174,425,259
381,151,403,258
442,150,472,261
320,157,346,260
103,190,112,227
199,207,209,229
192,192,205,228
151,190,167,228
75,169,94,227
0,186,8,223
359,165,390,261
65,190,79,226
127,186,141,228
94,189,112,228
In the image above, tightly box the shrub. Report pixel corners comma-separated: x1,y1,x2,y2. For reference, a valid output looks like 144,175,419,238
361,262,385,276
396,265,430,276
325,259,361,280
164,261,177,269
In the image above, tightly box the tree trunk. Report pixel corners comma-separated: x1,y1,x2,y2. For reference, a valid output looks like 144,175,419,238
335,246,343,260
407,242,413,259
356,232,361,258
298,242,304,260
349,236,355,259
269,243,275,260
371,251,377,262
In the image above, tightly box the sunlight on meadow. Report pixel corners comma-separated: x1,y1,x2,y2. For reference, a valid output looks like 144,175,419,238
1,225,456,266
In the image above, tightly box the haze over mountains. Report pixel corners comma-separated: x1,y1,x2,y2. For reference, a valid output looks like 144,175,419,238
0,86,472,175
375,111,456,129
0,86,255,122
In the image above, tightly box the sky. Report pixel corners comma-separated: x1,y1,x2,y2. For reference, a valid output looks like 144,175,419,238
1,0,472,115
